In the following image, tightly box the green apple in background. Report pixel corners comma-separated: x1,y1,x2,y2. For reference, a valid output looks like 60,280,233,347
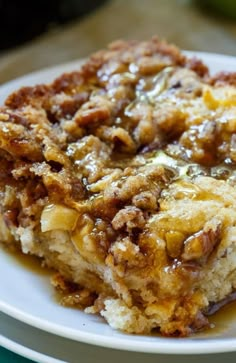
198,0,236,19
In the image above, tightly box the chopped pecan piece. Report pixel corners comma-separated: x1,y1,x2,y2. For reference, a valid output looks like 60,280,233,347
96,126,136,151
0,122,43,161
132,191,158,210
181,220,222,262
74,96,112,126
112,206,146,232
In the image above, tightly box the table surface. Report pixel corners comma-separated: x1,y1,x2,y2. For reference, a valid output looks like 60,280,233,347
0,348,32,363
1,0,236,361
0,0,236,84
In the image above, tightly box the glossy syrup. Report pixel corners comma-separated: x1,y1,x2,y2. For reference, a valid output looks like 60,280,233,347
206,300,236,336
4,245,51,276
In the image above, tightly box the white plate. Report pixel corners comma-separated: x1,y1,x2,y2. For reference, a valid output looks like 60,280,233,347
1,312,236,363
1,52,236,355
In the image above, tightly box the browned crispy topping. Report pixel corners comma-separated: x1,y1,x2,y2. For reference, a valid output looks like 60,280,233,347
1,37,236,337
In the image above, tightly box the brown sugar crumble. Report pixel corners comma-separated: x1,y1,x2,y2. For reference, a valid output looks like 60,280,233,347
1,37,236,336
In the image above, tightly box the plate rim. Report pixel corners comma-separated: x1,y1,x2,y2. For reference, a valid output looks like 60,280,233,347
0,334,64,363
2,300,236,354
1,51,236,355
2,312,236,363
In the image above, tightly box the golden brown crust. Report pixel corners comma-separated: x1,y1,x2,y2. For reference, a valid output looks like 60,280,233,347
210,71,236,86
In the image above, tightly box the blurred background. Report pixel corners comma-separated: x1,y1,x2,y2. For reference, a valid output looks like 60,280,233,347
0,0,236,84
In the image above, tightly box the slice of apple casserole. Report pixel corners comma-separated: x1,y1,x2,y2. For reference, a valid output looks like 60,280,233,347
1,37,236,336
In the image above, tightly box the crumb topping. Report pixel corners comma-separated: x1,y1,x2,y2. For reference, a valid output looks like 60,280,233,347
1,37,236,336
